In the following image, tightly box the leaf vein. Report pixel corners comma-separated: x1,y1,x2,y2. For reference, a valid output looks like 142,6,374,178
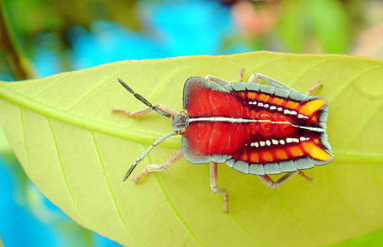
145,145,210,247
328,168,372,226
47,119,81,215
289,58,341,88
272,190,315,232
202,166,272,247
91,132,145,247
19,108,29,168
34,76,67,98
328,65,383,103
343,98,383,152
67,72,120,110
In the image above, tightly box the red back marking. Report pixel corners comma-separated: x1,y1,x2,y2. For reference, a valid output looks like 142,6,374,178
182,77,333,172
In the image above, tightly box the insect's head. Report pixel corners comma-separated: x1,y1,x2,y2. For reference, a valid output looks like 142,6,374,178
117,78,189,182
172,111,189,133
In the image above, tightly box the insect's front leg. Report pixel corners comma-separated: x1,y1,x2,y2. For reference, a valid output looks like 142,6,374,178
257,170,312,189
210,162,229,213
133,148,183,183
112,107,152,118
112,104,179,118
205,68,245,85
204,75,229,86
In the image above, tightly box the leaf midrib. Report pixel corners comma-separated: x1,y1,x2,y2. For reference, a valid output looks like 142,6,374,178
1,82,382,164
0,82,180,147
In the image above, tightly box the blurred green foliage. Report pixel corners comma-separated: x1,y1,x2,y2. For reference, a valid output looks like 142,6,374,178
6,0,143,39
277,0,349,53
1,0,144,78
1,0,382,79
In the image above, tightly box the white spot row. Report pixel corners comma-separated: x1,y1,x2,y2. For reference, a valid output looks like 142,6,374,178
248,101,308,118
248,136,310,147
298,114,309,119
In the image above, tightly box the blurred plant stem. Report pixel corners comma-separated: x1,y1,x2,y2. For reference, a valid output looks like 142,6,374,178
0,0,35,80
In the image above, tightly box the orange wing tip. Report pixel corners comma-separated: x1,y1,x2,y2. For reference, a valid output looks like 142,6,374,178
301,141,333,161
299,98,327,117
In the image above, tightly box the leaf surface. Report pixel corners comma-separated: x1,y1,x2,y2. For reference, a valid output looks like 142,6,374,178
0,52,383,247
0,125,11,156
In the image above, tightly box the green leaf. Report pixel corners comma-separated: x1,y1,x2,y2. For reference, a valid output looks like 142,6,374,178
328,228,383,247
0,123,11,156
0,52,383,247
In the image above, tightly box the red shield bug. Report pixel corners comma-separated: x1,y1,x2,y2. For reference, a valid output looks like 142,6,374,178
113,70,334,213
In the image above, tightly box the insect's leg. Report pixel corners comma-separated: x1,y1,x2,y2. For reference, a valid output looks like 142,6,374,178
248,73,292,90
297,170,313,182
133,148,183,183
210,162,229,213
239,68,245,82
305,82,323,96
116,78,178,118
257,170,311,188
112,107,152,118
112,104,179,118
204,75,228,86
257,172,297,188
155,104,180,117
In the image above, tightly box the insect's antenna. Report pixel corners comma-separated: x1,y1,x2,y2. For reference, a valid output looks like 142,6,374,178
122,131,178,182
117,78,172,118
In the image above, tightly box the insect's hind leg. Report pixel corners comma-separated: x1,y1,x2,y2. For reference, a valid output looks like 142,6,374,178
210,162,229,213
305,82,323,96
248,73,293,90
112,104,179,118
257,170,312,189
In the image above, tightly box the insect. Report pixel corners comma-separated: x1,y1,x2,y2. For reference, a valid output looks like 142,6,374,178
113,70,334,213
